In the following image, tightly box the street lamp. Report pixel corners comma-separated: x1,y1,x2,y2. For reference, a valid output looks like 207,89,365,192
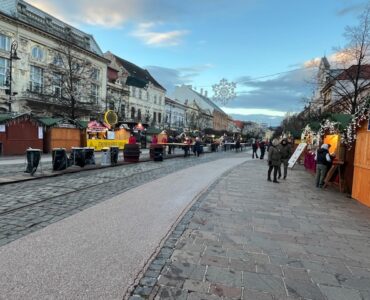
6,41,21,112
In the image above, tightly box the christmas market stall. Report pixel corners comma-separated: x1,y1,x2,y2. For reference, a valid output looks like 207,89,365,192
0,113,43,156
345,100,370,207
38,117,84,153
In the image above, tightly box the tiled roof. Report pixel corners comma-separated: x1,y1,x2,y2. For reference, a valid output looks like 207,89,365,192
113,55,166,91
336,65,370,80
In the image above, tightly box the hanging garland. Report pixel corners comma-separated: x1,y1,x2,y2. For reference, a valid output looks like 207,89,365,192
318,119,339,137
342,98,370,149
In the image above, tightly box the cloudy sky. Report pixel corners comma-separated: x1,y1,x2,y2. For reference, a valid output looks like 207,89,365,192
29,0,368,125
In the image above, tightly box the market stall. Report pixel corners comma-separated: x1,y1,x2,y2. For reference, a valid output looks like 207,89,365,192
85,120,128,151
0,113,43,155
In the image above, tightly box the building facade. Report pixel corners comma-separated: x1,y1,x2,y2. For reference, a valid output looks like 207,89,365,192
164,97,186,132
104,52,166,128
171,85,229,131
0,0,108,119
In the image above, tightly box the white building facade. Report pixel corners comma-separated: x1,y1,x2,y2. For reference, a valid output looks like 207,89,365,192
0,0,108,119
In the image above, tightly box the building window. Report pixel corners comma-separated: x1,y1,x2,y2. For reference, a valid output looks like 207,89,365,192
146,91,149,101
91,67,100,80
30,65,43,93
154,95,157,104
153,112,157,124
52,53,64,67
52,72,62,97
158,112,161,123
139,89,142,99
31,46,44,61
91,83,99,102
138,109,142,120
131,107,135,119
0,34,10,51
0,58,9,87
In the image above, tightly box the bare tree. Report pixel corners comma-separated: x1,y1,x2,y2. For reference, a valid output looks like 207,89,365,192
325,5,370,114
42,38,101,119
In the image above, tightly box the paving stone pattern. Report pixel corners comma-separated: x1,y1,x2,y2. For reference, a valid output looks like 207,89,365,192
0,151,238,247
131,160,370,300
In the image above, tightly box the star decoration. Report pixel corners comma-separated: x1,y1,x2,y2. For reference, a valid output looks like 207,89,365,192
212,78,236,105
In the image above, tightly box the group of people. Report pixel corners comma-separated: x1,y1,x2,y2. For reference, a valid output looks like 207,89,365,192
266,138,292,183
251,139,268,159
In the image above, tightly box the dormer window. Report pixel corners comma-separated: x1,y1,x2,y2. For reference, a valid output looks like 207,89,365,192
32,46,44,61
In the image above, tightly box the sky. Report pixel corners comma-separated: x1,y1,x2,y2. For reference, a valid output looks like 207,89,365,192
28,0,369,125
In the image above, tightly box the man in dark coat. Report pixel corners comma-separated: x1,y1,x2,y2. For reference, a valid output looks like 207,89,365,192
267,139,281,183
259,140,266,159
278,138,292,179
315,144,334,188
252,139,259,158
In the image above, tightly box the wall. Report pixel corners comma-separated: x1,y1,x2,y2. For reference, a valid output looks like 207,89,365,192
352,120,370,207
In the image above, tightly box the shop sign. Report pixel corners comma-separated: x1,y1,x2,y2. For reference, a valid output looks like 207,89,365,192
288,143,307,168
0,124,5,132
38,127,43,139
107,131,115,140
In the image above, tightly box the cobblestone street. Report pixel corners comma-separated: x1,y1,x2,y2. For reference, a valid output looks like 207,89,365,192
132,160,370,300
0,151,239,247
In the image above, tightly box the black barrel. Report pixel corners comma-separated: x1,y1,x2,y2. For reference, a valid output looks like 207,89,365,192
25,149,42,175
110,146,119,165
52,148,67,171
123,144,140,162
84,147,95,165
70,147,86,167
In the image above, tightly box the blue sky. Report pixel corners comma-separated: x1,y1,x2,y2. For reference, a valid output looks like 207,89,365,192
29,0,368,125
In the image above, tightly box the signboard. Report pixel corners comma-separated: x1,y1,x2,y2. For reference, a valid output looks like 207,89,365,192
107,131,115,140
288,143,307,169
0,124,5,132
38,127,43,139
87,139,127,150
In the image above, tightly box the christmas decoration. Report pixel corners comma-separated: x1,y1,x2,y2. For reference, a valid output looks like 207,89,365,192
212,78,236,105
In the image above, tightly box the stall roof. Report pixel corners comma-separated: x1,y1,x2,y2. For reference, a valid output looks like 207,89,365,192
330,114,352,129
146,127,162,134
37,117,64,127
0,114,12,124
76,120,89,129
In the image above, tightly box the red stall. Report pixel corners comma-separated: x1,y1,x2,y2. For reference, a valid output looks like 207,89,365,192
0,113,43,156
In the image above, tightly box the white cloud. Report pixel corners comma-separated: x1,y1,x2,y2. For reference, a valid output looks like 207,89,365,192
132,23,188,47
221,107,288,117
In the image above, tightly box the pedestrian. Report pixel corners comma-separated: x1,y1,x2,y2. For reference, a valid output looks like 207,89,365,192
193,137,202,157
259,140,266,159
252,139,259,158
278,138,292,179
128,133,136,144
168,135,174,154
315,144,335,188
267,138,281,183
151,135,158,144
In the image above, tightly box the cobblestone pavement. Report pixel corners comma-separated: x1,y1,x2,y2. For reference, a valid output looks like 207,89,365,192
131,159,370,300
0,151,244,247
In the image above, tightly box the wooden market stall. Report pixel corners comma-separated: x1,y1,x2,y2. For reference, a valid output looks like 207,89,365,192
352,119,370,207
0,113,43,156
38,117,83,153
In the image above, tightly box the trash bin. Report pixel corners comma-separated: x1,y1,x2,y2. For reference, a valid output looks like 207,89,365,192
123,144,140,162
25,148,42,175
52,148,68,171
70,147,86,167
110,146,119,165
101,147,110,166
150,144,163,162
84,147,95,165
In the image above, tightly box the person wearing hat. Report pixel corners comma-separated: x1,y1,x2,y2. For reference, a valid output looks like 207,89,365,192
315,143,334,188
278,138,292,179
267,138,281,183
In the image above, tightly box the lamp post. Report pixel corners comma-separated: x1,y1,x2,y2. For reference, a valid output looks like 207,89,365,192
7,41,21,112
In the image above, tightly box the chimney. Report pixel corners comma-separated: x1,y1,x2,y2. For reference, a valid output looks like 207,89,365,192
204,90,208,97
200,88,203,95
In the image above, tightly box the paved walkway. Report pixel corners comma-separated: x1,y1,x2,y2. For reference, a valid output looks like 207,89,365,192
0,156,248,299
131,159,370,300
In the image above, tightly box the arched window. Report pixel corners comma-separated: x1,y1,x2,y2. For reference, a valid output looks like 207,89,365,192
131,107,135,119
137,109,142,120
32,46,44,61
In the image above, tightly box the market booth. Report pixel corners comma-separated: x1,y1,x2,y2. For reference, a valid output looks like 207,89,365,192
38,117,83,153
85,121,129,151
352,118,370,207
0,113,43,155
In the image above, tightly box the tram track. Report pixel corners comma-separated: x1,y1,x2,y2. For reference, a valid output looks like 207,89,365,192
0,166,163,217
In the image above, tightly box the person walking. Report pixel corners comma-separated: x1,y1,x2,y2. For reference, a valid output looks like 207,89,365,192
267,139,281,183
278,138,292,179
315,144,333,188
252,139,259,158
193,137,202,157
259,140,266,159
